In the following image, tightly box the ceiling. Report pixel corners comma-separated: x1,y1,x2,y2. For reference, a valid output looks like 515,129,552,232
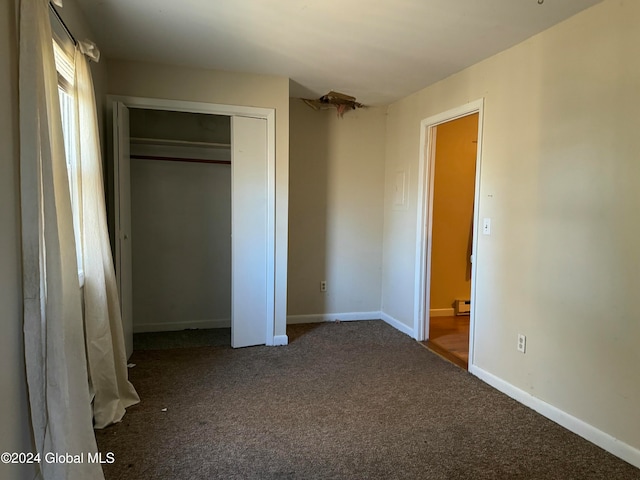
75,0,602,106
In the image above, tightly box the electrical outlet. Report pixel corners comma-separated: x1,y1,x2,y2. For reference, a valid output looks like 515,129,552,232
320,281,327,292
517,334,526,353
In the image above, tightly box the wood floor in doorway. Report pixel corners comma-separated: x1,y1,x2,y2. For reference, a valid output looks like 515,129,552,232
424,315,470,370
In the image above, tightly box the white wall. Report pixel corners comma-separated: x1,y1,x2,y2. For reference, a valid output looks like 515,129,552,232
131,159,231,332
288,99,386,318
129,110,232,332
381,0,640,460
107,60,289,338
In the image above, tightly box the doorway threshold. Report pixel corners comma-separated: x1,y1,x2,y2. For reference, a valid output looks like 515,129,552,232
421,339,468,370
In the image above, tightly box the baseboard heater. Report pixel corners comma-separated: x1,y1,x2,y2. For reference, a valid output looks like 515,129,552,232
455,299,471,316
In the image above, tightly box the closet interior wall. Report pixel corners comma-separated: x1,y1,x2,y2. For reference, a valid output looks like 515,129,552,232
129,109,232,333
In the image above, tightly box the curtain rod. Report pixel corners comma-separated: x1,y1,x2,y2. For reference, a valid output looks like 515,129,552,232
49,2,77,46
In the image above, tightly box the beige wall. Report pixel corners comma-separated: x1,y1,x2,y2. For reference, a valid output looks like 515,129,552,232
288,99,386,316
107,60,290,336
430,114,478,311
0,2,34,479
382,0,640,454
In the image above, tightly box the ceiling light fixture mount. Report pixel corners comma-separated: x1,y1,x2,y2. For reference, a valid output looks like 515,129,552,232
302,91,365,118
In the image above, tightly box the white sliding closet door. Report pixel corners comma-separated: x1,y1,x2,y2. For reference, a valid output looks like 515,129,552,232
113,102,133,358
114,102,275,352
231,116,271,348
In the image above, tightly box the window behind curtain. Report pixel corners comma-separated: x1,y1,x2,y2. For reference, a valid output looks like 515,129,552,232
53,38,83,278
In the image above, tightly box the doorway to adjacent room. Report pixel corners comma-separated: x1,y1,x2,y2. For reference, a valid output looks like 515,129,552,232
414,101,483,370
426,113,478,369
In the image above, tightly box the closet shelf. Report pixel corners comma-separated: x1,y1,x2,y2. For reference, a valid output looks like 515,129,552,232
130,154,230,165
130,137,231,149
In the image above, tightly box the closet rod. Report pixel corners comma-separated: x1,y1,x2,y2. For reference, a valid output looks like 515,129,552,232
130,154,231,165
49,2,77,46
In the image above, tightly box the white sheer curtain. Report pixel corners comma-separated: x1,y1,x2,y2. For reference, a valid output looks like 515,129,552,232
18,0,104,479
74,43,140,428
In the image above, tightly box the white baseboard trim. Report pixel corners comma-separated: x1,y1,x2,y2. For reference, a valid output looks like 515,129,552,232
270,335,289,346
133,318,230,333
380,312,415,338
287,311,381,324
430,308,455,317
469,365,640,469
287,311,417,340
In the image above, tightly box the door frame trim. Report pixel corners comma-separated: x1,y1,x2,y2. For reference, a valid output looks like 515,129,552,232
108,95,277,347
414,99,484,368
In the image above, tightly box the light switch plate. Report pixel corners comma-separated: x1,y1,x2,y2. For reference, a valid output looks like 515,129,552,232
483,218,491,235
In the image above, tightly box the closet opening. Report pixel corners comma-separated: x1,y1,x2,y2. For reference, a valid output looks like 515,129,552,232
128,109,233,351
112,96,279,358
